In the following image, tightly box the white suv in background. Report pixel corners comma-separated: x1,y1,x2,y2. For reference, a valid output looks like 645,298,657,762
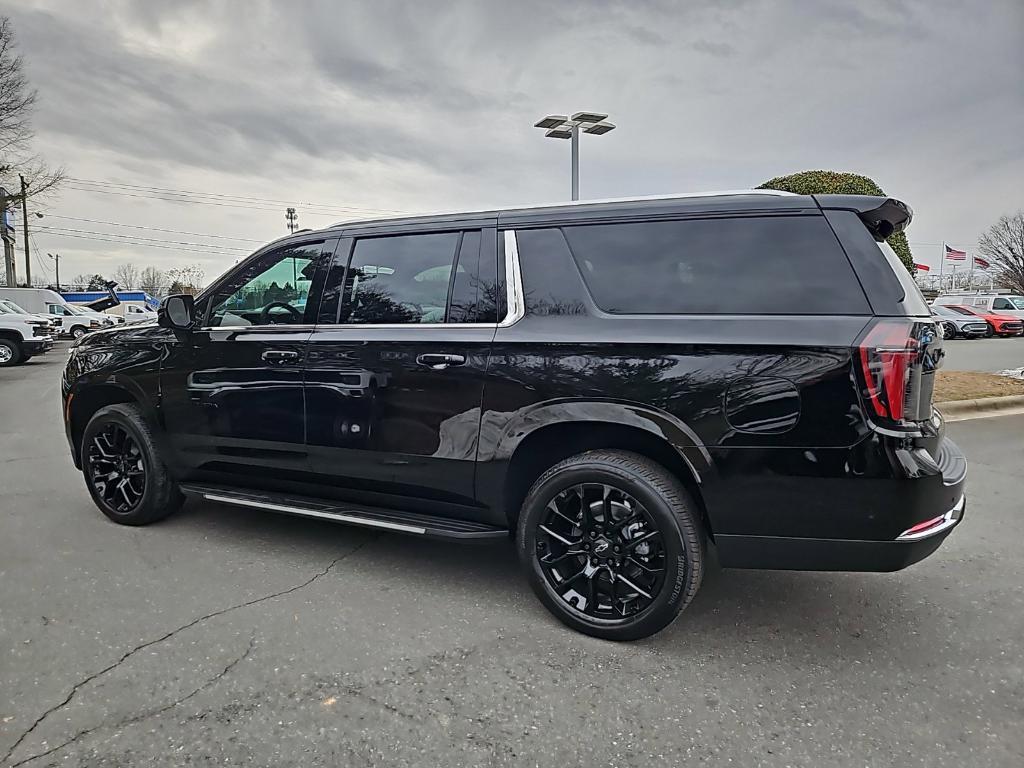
933,293,1024,320
0,304,54,366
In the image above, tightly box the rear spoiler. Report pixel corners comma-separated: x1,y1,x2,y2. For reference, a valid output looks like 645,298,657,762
85,281,121,313
814,195,913,241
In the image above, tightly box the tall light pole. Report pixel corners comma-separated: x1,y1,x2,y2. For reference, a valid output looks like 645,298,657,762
534,112,616,201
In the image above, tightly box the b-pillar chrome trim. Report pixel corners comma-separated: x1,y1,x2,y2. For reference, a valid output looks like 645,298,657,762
499,230,525,327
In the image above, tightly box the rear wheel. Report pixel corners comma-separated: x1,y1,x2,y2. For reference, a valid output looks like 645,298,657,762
71,325,88,339
517,450,705,641
0,339,22,367
82,404,183,525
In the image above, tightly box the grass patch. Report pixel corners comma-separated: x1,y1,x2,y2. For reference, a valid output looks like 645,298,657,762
934,370,1024,402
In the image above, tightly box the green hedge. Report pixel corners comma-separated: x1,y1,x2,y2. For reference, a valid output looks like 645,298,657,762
757,170,914,272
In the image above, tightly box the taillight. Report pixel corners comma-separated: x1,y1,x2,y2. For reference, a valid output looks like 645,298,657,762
857,319,919,423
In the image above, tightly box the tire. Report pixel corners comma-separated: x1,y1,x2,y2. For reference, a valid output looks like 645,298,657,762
71,325,87,339
985,323,994,338
517,450,705,641
0,338,22,367
940,322,956,341
81,403,183,525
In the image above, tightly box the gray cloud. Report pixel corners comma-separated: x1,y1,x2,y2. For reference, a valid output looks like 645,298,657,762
0,0,1020,282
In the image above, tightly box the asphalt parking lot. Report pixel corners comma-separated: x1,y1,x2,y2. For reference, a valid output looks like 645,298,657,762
942,337,1024,373
2,345,1022,767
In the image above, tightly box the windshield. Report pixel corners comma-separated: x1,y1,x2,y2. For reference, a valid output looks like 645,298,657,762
1011,297,1024,310
947,306,977,316
2,300,30,314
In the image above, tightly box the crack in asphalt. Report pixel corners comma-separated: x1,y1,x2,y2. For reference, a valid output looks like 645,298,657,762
1,537,375,766
9,634,257,768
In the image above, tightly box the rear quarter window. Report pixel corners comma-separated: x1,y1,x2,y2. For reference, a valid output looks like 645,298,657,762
561,216,871,315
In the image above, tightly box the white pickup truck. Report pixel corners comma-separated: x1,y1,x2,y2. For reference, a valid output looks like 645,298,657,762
0,305,55,367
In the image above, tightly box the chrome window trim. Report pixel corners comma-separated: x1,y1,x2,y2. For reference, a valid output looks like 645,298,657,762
206,229,526,332
498,229,525,327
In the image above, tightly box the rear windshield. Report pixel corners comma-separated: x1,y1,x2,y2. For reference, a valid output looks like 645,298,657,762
561,216,870,315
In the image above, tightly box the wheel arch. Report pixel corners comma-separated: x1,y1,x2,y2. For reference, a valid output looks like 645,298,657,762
68,379,155,467
494,401,715,537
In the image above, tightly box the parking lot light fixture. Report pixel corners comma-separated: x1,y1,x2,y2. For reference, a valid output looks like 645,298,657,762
534,111,616,201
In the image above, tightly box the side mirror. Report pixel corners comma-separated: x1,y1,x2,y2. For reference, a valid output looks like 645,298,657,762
158,294,196,331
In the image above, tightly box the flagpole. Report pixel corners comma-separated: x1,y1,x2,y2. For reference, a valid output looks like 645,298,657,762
939,242,945,292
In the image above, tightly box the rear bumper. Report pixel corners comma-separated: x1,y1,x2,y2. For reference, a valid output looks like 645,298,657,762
714,436,967,572
716,494,964,571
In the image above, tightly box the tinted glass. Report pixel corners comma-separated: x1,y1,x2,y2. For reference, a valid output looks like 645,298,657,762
993,298,1013,310
448,231,481,323
342,232,459,324
562,216,871,315
947,306,975,315
517,228,588,316
207,243,321,327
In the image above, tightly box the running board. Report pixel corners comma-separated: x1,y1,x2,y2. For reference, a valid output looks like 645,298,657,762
179,483,508,540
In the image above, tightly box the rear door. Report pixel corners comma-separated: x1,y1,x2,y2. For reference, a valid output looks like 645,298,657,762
304,224,499,515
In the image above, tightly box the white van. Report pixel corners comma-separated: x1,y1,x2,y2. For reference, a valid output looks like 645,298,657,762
933,293,1024,320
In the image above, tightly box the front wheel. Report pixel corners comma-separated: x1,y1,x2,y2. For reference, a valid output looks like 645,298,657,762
0,339,22,367
517,450,705,641
940,322,957,340
82,403,183,525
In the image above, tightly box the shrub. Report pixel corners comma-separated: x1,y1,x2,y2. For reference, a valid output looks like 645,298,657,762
757,170,914,272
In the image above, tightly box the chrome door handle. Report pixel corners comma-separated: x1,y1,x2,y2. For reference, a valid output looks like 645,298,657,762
262,349,301,364
416,353,466,369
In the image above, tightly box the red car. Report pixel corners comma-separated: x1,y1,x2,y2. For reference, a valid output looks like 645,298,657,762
945,305,1024,337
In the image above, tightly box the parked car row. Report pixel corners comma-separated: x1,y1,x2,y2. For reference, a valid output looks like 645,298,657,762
930,294,1024,339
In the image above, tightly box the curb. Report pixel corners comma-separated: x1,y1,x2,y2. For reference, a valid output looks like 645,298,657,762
936,394,1024,421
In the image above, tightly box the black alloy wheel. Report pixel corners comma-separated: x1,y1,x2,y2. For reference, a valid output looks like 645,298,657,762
87,423,147,514
81,404,183,525
536,483,667,621
518,450,705,641
940,322,956,341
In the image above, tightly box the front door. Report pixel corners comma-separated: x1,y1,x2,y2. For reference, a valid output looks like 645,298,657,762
304,226,499,516
160,240,333,485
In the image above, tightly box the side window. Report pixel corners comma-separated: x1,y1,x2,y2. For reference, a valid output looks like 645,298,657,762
207,243,322,327
340,232,459,324
993,298,1012,310
562,216,871,315
448,231,482,323
517,228,589,316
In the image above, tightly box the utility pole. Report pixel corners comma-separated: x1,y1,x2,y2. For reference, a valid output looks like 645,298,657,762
48,252,60,291
1,186,16,287
19,175,31,286
18,176,31,286
285,207,298,233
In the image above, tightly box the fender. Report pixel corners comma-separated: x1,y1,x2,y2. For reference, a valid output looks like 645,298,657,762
480,397,715,483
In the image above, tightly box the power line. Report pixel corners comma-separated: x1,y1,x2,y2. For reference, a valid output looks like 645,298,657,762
33,229,247,257
60,184,340,215
43,214,263,243
65,176,409,215
36,225,250,252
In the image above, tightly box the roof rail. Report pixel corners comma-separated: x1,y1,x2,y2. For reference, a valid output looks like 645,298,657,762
332,189,797,227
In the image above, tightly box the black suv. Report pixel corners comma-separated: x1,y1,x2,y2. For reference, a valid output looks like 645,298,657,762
62,191,966,640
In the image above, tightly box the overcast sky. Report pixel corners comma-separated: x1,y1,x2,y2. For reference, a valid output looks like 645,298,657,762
2,0,1022,286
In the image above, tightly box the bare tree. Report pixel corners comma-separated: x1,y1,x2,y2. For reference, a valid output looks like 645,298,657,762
978,211,1024,295
0,16,63,199
113,263,140,290
166,263,205,294
138,266,166,296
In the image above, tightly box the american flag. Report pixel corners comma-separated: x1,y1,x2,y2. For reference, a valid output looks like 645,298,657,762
945,244,967,261
973,255,991,270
